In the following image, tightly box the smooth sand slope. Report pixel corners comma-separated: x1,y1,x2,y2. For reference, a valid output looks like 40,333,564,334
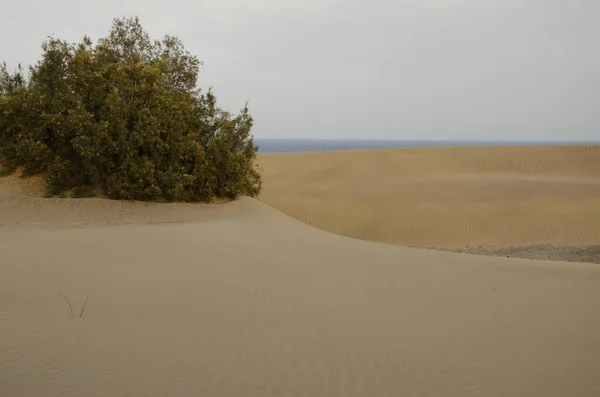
258,145,600,263
1,175,600,396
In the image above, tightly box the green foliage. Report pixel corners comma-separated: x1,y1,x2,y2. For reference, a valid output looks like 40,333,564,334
0,16,261,201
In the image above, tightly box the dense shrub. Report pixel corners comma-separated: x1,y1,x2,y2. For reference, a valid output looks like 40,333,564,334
0,16,261,201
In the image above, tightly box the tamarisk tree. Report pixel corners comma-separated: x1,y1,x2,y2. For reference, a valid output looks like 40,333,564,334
0,16,261,201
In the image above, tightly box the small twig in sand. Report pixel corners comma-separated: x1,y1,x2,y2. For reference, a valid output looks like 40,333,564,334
58,292,74,318
79,296,89,317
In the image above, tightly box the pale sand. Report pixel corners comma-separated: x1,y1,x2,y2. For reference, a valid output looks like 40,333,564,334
258,145,600,262
1,146,600,396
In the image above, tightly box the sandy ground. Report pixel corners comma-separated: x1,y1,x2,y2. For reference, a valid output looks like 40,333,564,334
1,146,600,396
258,145,600,263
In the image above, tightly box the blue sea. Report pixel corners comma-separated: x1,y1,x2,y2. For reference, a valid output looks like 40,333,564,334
254,139,597,153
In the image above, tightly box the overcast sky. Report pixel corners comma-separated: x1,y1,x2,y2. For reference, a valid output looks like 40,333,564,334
1,0,598,140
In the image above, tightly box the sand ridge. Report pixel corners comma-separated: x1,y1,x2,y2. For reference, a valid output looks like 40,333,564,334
0,172,236,228
258,145,600,262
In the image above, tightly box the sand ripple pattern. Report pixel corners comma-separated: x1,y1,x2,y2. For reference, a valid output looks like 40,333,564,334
258,145,600,262
1,198,600,396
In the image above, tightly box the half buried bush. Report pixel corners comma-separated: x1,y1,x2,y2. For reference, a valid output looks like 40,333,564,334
0,16,261,201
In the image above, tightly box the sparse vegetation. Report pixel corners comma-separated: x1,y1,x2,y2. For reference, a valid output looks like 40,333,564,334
58,292,88,318
0,16,261,201
58,292,75,318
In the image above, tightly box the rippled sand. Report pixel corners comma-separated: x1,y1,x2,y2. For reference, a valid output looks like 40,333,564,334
1,146,599,396
258,145,600,262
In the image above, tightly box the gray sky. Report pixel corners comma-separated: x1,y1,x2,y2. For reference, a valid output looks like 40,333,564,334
2,0,598,140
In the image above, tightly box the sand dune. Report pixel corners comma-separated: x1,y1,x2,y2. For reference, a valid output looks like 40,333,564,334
258,145,600,262
1,145,600,396
1,195,600,397
0,172,236,227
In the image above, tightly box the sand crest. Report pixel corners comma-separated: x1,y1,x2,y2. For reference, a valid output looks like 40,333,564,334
258,145,600,262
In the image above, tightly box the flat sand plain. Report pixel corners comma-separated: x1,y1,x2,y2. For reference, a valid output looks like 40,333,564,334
1,145,600,397
258,145,600,263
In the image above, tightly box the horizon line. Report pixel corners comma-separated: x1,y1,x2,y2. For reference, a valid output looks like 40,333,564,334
253,138,600,143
